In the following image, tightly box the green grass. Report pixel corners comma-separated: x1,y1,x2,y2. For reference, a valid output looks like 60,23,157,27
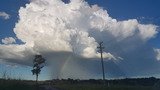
0,79,36,90
1,79,160,90
54,84,153,90
0,84,36,90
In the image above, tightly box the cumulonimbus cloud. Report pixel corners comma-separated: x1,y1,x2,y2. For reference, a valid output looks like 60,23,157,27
0,0,159,78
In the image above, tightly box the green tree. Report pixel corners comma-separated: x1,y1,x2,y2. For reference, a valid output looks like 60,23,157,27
31,55,45,83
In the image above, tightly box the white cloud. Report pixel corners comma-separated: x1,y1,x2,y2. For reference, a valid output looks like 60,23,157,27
2,37,16,45
154,49,160,61
0,0,159,78
138,24,158,40
0,12,10,20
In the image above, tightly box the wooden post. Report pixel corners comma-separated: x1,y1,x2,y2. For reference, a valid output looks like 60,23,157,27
97,42,105,85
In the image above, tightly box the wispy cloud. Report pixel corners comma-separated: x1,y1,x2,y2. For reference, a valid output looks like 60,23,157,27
0,12,10,20
154,49,160,61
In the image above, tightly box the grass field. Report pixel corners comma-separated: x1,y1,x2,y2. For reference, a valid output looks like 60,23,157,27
54,83,160,90
0,84,35,90
52,77,160,90
1,78,160,90
54,84,155,90
0,79,36,90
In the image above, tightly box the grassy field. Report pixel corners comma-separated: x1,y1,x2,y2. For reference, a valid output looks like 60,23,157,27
1,78,160,90
52,77,160,90
0,79,36,90
0,84,36,90
54,84,154,90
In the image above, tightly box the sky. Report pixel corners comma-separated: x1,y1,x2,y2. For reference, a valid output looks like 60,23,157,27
0,0,160,80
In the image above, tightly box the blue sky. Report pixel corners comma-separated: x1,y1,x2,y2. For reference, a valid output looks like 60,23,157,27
0,0,160,80
87,0,160,48
0,0,29,44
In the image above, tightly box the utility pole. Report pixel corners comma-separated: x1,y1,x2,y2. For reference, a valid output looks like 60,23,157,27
97,42,105,84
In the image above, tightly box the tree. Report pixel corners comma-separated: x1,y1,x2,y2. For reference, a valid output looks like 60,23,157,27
31,55,45,83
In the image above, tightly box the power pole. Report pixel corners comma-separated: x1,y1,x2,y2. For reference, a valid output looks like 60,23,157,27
97,42,105,84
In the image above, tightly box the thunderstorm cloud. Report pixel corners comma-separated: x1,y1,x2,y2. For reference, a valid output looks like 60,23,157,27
0,0,159,79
